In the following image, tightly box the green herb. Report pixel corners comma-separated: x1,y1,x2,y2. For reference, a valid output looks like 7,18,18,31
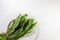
0,33,7,40
0,14,37,40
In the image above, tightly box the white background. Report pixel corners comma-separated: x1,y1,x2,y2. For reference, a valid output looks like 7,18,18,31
0,0,60,40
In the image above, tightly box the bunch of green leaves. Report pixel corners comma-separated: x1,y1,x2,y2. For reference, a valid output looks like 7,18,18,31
0,33,7,40
0,14,37,40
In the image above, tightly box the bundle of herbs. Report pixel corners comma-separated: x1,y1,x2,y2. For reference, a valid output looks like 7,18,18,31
0,14,37,40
